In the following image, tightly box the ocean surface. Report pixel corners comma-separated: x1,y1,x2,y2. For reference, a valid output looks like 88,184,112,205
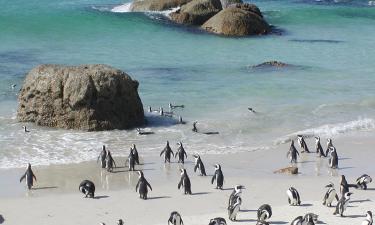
0,0,375,169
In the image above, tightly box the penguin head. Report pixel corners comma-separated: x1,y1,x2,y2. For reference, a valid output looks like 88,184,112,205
304,214,313,222
315,136,320,142
297,135,302,140
180,168,187,175
166,141,169,146
214,164,221,170
27,163,31,169
345,192,353,198
102,145,106,151
291,140,294,145
137,171,144,178
132,144,136,149
235,185,245,190
325,182,334,188
366,211,373,218
327,138,332,145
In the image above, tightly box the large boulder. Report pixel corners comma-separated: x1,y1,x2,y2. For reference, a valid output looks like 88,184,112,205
170,0,222,25
130,0,192,12
17,64,145,131
201,3,270,36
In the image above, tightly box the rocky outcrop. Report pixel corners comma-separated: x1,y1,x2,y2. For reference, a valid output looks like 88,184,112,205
130,0,192,12
219,0,242,8
274,166,299,175
17,64,145,131
201,3,270,36
170,0,222,25
252,61,290,68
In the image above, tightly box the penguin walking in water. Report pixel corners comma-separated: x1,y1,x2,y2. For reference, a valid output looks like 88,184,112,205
160,141,174,163
175,142,187,164
287,140,299,163
105,150,116,172
334,192,353,217
328,146,338,169
97,145,107,169
297,135,310,153
135,171,152,200
356,174,372,190
193,154,206,176
212,164,224,189
257,204,272,222
79,180,95,198
287,187,301,206
131,144,140,165
228,185,245,207
178,169,192,195
362,211,373,225
325,138,333,156
126,148,136,171
19,163,37,190
322,182,339,207
228,194,241,221
168,211,184,225
315,136,326,157
208,217,227,225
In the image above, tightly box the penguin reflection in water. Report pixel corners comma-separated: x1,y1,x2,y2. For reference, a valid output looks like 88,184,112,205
20,163,37,190
178,169,192,195
136,171,152,199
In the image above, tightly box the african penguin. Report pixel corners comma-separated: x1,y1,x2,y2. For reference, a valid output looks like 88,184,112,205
303,213,318,224
228,185,245,207
79,180,95,198
328,146,338,169
136,171,152,200
160,141,174,163
362,211,373,225
303,213,315,225
287,140,299,163
257,204,272,222
208,217,227,225
22,126,30,133
192,121,198,133
127,148,136,171
97,145,107,169
19,163,37,190
228,195,241,221
212,164,224,189
178,169,192,195
356,174,372,190
105,150,116,172
333,192,353,217
168,211,184,225
325,138,333,157
339,175,357,197
322,182,339,207
287,187,301,206
315,136,326,157
297,135,310,153
193,154,206,176
290,216,303,225
175,142,187,164
131,144,140,165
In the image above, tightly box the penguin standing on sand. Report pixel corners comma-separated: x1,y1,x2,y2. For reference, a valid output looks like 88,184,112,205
131,144,140,165
287,187,301,206
325,138,333,156
178,169,192,195
209,217,227,225
297,135,310,153
303,214,315,225
160,141,174,163
257,204,272,222
334,192,353,217
193,154,206,176
19,163,37,190
136,171,152,200
362,211,373,225
339,175,357,197
328,146,338,169
228,195,241,221
192,121,198,133
175,142,188,164
356,174,372,190
315,136,326,157
287,140,299,163
105,150,116,172
79,180,95,198
97,145,107,169
117,219,124,225
228,185,245,207
126,148,136,171
212,164,224,189
322,182,339,207
168,211,184,225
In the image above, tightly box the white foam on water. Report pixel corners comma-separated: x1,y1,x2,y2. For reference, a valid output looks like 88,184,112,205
111,2,133,13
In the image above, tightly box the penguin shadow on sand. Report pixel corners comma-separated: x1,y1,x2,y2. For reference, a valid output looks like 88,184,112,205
0,215,4,224
146,196,171,200
31,186,58,190
93,195,109,200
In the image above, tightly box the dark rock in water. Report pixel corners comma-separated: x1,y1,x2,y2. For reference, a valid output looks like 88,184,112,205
17,64,145,131
201,3,270,36
170,0,223,25
130,0,192,11
252,61,290,68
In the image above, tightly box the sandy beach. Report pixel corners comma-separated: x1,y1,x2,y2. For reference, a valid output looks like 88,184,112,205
1,132,374,225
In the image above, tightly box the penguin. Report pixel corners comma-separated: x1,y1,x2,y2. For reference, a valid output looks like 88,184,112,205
208,217,227,225
126,148,136,171
160,141,174,163
22,126,30,133
325,138,333,157
97,145,107,169
248,107,256,113
287,140,299,163
169,103,184,109
79,180,95,198
228,195,241,221
192,121,198,133
333,192,353,217
328,146,338,169
105,150,116,172
297,135,310,153
19,163,37,190
362,211,373,225
136,128,154,135
287,187,301,206
257,204,272,222
303,213,315,225
211,164,224,189
322,182,339,207
178,116,186,124
117,219,124,225
193,154,206,176
228,185,245,207
11,84,17,89
339,175,357,197
178,169,192,195
131,144,140,165
290,216,303,225
175,142,187,164
303,213,318,224
168,211,184,225
315,136,326,157
135,171,152,200
148,106,152,113
356,174,372,190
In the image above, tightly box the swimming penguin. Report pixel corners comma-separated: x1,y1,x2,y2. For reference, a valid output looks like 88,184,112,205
334,192,353,217
287,140,299,163
228,185,245,207
178,169,192,195
169,103,185,109
257,204,272,222
212,164,224,189
297,135,310,153
290,216,303,225
19,163,37,190
105,150,116,172
208,217,227,225
79,180,95,198
192,121,198,133
193,154,206,176
228,195,241,221
287,187,301,206
322,182,339,207
126,148,136,171
362,211,373,225
168,211,184,225
175,142,187,164
22,126,30,133
117,219,124,225
131,144,140,165
97,145,107,169
315,136,326,157
328,146,338,169
356,174,372,190
160,141,174,163
135,171,152,200
325,138,333,156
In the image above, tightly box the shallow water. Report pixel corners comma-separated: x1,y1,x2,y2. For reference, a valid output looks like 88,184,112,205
0,0,375,168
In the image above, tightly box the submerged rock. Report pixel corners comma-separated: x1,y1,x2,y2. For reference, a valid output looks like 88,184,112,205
17,64,145,131
130,0,192,12
252,61,290,68
274,166,298,175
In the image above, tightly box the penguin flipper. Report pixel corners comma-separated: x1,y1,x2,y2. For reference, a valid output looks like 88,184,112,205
194,164,198,172
20,173,26,183
146,180,152,191
135,180,140,192
178,179,182,189
160,149,165,157
211,174,216,184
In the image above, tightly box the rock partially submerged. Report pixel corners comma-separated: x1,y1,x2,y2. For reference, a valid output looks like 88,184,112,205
130,0,192,12
274,166,298,175
252,61,290,69
17,64,145,131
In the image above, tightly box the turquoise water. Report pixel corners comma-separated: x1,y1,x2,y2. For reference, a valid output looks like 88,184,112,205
1,0,375,168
